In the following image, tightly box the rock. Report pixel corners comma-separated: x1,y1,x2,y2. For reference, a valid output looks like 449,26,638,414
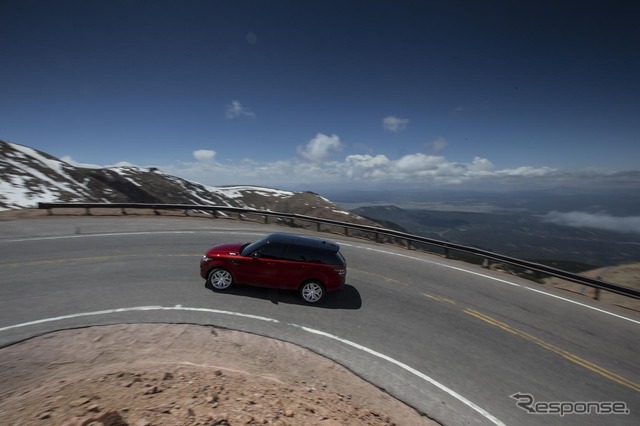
69,397,91,407
143,385,161,395
208,412,229,425
88,411,128,426
148,403,173,414
39,411,53,419
319,420,342,426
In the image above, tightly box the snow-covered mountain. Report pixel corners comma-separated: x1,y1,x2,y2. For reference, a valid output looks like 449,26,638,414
0,141,370,223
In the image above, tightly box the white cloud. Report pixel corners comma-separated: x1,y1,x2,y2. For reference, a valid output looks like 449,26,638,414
496,166,556,177
225,100,255,119
428,137,448,153
111,161,138,167
382,115,409,132
333,151,547,185
395,153,445,173
60,155,102,169
193,149,216,161
170,151,555,187
246,32,257,45
468,157,495,173
61,156,141,169
297,133,343,163
150,132,640,191
543,211,640,235
342,154,391,179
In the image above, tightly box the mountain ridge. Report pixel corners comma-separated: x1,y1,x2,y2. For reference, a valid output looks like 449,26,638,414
0,141,375,226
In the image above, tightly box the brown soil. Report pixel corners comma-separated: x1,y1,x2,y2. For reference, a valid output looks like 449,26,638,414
0,324,437,426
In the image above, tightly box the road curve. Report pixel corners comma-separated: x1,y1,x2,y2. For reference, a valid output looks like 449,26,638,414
1,216,638,425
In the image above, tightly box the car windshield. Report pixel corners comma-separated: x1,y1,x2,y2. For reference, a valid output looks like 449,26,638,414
240,237,268,257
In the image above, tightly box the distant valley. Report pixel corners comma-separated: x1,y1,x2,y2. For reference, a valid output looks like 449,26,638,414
320,185,640,271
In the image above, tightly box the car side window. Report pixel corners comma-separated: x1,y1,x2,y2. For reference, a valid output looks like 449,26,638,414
316,251,341,265
273,243,343,264
283,245,331,264
257,243,284,260
282,245,311,262
301,247,323,263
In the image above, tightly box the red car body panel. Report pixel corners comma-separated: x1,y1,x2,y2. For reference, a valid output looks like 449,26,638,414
199,235,346,293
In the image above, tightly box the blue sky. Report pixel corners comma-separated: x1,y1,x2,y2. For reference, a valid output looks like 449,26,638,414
1,0,639,191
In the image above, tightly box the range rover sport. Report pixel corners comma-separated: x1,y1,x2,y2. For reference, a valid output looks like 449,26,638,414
200,233,347,303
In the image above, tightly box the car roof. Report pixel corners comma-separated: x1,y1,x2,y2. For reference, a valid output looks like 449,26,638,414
264,233,340,253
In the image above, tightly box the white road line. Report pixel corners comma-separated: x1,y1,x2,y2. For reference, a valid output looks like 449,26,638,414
0,305,505,426
349,244,640,326
0,230,264,243
0,306,278,332
293,323,506,426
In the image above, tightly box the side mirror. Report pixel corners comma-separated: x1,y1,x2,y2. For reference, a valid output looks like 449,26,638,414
251,251,261,259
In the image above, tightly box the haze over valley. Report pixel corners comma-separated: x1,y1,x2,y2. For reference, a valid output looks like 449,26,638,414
330,189,640,270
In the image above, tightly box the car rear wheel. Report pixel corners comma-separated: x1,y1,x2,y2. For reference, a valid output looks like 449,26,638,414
299,280,325,303
208,268,233,290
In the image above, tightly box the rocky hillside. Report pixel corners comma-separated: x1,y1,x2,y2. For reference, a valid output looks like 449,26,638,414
0,141,372,224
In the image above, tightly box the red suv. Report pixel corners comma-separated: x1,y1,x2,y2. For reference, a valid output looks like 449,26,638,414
200,233,347,303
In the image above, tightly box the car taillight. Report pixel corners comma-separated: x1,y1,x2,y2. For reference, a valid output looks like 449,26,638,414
334,268,346,276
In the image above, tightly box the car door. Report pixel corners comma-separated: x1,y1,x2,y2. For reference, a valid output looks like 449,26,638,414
277,245,312,290
236,242,285,287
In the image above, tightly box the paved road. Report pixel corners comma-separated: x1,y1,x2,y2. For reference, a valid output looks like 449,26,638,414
1,216,638,425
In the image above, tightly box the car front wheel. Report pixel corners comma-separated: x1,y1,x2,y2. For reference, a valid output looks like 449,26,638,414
208,268,233,290
299,280,325,303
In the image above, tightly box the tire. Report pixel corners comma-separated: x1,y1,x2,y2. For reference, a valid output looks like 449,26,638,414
299,280,325,303
207,268,233,290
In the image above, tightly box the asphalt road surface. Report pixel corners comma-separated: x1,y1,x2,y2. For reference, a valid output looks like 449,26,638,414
1,216,638,425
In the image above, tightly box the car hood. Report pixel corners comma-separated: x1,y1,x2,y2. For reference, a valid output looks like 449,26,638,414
205,242,245,257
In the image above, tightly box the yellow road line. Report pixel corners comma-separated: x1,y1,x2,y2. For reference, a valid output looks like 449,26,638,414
423,292,456,304
350,268,409,287
464,308,640,393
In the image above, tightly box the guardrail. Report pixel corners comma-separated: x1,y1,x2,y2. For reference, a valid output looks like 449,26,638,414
38,202,640,300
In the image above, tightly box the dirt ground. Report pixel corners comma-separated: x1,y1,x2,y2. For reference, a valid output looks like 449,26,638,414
0,324,438,426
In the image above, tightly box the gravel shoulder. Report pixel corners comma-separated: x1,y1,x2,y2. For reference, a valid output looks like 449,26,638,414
0,324,438,426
